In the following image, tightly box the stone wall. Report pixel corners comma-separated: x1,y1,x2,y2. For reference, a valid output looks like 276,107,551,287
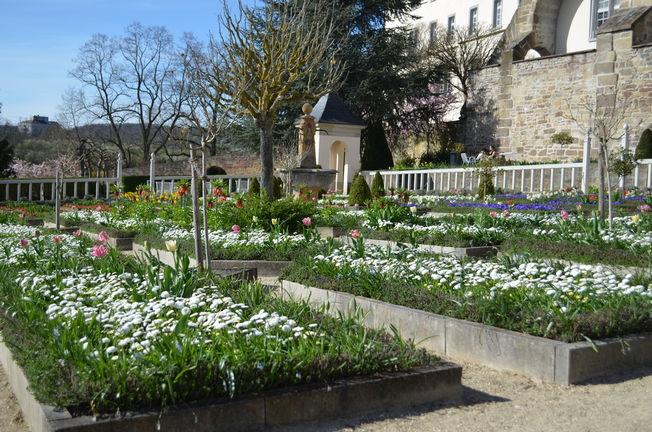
460,11,652,163
123,149,262,176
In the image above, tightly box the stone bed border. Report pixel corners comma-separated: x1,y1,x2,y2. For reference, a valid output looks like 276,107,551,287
131,243,291,278
280,280,652,386
317,226,496,258
0,335,461,432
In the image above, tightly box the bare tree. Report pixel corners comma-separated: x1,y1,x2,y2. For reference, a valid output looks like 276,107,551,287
428,25,502,116
70,33,133,164
566,89,638,229
70,23,194,166
205,0,345,197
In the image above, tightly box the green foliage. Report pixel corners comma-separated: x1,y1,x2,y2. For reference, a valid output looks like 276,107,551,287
370,172,385,197
273,176,283,200
210,193,316,233
551,131,574,145
123,176,150,193
392,156,415,170
609,149,637,177
474,159,499,201
348,174,372,206
361,122,394,170
0,139,14,176
248,177,261,196
635,129,652,159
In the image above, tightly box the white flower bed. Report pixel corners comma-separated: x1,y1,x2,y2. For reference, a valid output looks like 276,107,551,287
159,226,313,249
0,227,311,362
61,210,168,231
313,245,652,303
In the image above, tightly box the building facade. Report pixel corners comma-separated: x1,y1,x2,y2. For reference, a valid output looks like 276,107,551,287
406,0,651,162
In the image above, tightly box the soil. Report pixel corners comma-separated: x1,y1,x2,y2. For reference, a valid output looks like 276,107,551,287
1,361,650,432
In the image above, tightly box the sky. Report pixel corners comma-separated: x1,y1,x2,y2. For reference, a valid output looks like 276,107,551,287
0,0,254,125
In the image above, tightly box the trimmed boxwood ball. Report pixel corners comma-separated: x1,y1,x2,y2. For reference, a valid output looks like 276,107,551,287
248,177,261,196
635,129,652,160
348,174,372,205
371,171,385,197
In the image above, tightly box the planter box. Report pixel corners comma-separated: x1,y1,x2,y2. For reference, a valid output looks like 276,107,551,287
43,222,80,234
280,280,652,386
341,236,497,259
0,337,461,432
25,217,44,227
317,226,350,239
132,243,286,280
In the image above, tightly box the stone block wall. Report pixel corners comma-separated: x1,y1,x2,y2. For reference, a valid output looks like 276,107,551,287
461,29,651,162
123,149,262,176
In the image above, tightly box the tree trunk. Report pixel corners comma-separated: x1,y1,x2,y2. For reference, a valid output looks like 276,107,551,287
259,123,274,199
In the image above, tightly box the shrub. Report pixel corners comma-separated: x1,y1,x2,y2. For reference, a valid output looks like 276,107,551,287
123,176,150,193
348,174,372,205
248,177,261,196
370,172,385,197
361,122,393,170
273,176,283,200
635,129,652,160
419,150,447,166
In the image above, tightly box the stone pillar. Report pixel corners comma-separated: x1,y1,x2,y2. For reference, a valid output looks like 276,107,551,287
298,103,317,168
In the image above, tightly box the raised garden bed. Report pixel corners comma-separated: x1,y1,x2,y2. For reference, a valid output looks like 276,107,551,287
0,335,461,432
132,243,290,278
281,281,652,385
345,236,497,259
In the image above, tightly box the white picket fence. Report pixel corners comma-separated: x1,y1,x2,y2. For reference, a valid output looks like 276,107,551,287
0,177,121,202
150,174,258,195
362,159,652,195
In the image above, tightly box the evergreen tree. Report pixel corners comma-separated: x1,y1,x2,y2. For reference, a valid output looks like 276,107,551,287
270,0,441,168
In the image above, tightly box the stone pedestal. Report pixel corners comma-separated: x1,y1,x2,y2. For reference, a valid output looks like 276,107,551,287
290,168,337,197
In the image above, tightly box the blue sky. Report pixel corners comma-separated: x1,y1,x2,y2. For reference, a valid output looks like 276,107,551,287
0,0,253,124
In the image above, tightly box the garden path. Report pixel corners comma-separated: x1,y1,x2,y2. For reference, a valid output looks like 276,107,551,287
2,360,650,432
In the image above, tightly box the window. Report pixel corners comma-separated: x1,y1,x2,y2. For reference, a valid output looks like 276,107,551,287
469,7,478,34
448,15,455,34
591,0,620,39
493,0,503,28
429,21,438,43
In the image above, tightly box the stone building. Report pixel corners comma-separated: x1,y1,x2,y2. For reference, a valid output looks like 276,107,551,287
406,0,651,162
17,115,51,136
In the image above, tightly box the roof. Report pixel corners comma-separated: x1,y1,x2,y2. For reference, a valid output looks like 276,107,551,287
310,92,365,126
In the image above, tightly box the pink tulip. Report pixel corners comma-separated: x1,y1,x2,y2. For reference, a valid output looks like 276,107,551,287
302,217,312,227
91,245,108,258
641,204,651,213
232,225,240,235
73,229,82,238
20,238,28,248
34,229,40,238
560,210,569,220
95,205,103,211
489,211,498,218
502,210,511,218
350,229,361,239
53,235,62,244
96,231,110,244
18,213,24,219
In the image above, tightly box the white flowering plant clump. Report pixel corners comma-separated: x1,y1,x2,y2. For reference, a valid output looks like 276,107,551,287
290,242,652,342
0,222,434,415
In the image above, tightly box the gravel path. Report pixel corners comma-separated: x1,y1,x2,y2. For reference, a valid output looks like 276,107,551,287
2,360,650,432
